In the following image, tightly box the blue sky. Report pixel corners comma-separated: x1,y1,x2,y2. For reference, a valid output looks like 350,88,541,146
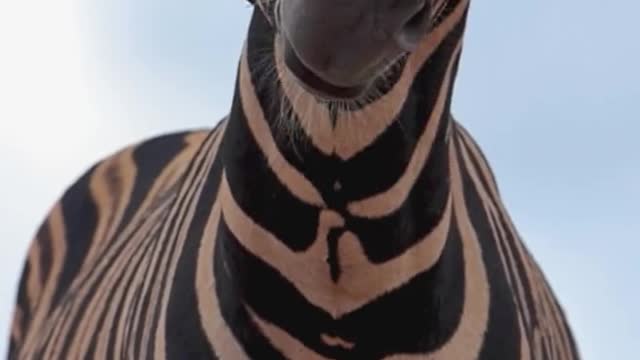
1,0,638,358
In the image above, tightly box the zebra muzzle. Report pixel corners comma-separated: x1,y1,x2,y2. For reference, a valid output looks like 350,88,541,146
278,0,433,99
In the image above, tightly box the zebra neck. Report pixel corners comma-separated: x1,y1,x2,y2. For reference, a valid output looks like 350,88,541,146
212,2,469,318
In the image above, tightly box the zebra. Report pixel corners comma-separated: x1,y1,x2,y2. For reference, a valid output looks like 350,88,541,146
8,0,581,358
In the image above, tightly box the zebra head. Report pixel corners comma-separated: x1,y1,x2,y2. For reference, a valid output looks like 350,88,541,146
247,0,463,102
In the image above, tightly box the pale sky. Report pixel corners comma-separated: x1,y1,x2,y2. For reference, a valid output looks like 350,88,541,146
1,0,638,358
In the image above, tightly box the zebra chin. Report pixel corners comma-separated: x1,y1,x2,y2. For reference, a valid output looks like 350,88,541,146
279,30,415,104
275,0,435,101
281,38,372,101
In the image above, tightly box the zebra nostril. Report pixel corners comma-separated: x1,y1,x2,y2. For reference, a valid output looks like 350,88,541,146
395,2,430,51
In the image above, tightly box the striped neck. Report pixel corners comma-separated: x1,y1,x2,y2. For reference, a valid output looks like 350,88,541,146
216,0,470,330
228,0,469,202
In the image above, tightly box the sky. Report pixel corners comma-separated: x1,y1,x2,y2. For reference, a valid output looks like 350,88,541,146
0,0,638,358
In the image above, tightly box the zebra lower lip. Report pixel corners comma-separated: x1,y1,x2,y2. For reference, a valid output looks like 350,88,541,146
283,40,366,100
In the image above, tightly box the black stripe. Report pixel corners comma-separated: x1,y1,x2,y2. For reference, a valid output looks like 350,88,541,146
37,221,53,304
327,227,344,282
455,129,498,204
222,87,320,251
8,336,17,360
51,163,100,309
121,282,144,357
164,130,225,359
456,142,521,359
13,261,30,343
491,203,539,331
486,208,536,335
36,295,74,358
215,219,295,359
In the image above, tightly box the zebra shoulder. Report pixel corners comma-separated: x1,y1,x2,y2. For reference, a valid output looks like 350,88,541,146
7,127,212,358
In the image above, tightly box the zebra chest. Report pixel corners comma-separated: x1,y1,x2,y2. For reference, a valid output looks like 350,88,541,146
158,172,474,359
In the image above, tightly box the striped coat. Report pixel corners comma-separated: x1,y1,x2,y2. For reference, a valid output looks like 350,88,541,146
9,0,580,359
